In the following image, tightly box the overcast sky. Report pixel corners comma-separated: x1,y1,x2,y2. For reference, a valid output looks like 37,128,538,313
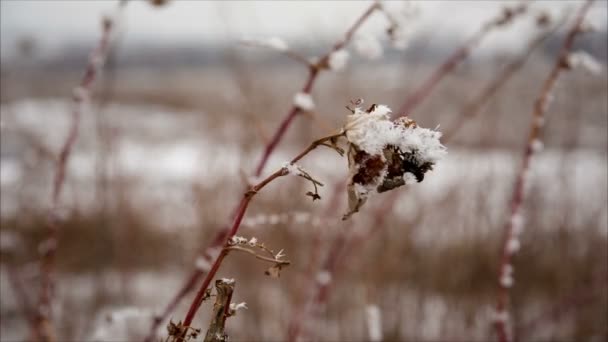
1,0,607,58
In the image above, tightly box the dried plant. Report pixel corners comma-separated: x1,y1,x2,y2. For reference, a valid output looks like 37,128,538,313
144,3,384,339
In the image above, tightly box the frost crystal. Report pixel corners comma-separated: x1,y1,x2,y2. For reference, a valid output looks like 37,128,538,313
282,162,302,176
248,237,258,247
220,278,235,284
293,92,315,111
229,236,248,245
328,49,350,71
365,304,383,342
342,103,446,219
354,33,383,60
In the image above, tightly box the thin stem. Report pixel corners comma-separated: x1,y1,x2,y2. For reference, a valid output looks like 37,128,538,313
224,245,291,265
494,2,594,341
34,4,125,341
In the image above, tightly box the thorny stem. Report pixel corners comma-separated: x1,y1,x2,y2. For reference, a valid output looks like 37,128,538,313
397,0,531,117
34,4,125,341
177,132,344,337
494,2,594,342
144,4,379,338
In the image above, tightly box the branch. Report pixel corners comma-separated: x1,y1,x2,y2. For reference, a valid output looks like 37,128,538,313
494,2,595,341
34,3,126,341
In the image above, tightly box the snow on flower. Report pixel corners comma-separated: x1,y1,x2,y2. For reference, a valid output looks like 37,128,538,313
341,102,446,219
354,33,383,60
567,50,603,75
293,92,315,111
328,49,350,71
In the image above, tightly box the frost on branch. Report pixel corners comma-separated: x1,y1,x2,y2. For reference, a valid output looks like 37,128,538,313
341,101,446,219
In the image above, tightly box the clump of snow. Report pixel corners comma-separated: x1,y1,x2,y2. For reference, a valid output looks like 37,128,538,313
365,304,383,342
293,92,315,111
229,302,248,312
195,256,211,271
220,278,235,284
567,51,603,75
354,33,383,60
282,162,302,176
229,236,248,245
506,237,521,254
531,139,544,153
500,264,514,288
344,105,446,162
241,36,289,52
328,49,350,71
316,270,332,285
403,172,418,185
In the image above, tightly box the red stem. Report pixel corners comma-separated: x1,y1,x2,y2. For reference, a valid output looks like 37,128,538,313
34,7,123,341
494,2,594,341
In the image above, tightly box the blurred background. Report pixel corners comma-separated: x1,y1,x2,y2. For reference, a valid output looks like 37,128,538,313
1,1,607,341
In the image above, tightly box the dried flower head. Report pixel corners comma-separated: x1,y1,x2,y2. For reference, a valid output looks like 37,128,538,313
341,102,446,219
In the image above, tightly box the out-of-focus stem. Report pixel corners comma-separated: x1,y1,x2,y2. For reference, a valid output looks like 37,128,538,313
397,1,530,117
33,5,125,341
494,2,594,342
442,16,565,142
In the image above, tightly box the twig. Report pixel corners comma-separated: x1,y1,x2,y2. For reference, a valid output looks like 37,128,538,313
144,4,380,339
397,1,530,117
494,2,594,341
33,4,125,341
